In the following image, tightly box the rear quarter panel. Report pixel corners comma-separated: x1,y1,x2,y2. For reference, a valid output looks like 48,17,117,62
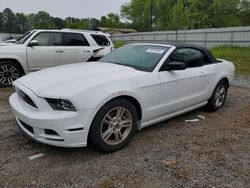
205,59,235,99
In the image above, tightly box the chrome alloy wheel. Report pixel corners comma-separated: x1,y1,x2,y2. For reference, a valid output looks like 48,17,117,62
214,84,226,108
100,107,132,145
0,64,20,85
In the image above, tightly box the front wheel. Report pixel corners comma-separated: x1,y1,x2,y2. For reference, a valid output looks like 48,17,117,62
89,99,138,153
206,80,228,112
0,61,23,87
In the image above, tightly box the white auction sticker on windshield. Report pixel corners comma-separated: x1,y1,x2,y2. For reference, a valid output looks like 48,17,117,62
146,49,165,54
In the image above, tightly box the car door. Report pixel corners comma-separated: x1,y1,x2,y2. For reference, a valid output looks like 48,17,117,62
27,32,65,71
158,48,211,116
63,33,93,64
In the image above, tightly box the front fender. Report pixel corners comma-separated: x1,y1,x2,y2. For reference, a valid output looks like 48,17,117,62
0,54,28,74
94,91,143,113
72,83,143,111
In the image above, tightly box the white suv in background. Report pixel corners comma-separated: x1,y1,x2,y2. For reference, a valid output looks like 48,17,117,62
0,29,114,86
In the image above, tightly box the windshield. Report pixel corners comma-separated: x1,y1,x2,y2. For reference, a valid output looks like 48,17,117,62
100,45,169,72
16,31,36,44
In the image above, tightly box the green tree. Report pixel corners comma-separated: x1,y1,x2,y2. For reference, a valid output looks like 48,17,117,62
52,17,65,29
186,0,214,29
186,0,242,29
155,0,178,30
100,16,108,27
239,0,250,25
0,12,3,32
2,8,17,33
106,13,122,28
87,18,100,30
33,11,53,29
121,0,181,31
65,17,88,29
26,13,36,30
212,0,241,27
121,0,153,31
99,14,123,28
168,0,187,31
1,1,248,34
16,13,29,33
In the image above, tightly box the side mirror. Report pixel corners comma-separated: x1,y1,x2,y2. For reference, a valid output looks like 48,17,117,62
168,61,187,71
28,40,39,47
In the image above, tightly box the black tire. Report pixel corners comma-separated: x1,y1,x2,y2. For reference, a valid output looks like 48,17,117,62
0,60,23,87
206,80,228,112
89,98,138,153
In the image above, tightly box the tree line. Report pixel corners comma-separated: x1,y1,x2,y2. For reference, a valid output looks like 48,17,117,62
121,0,250,31
0,8,130,34
0,0,249,34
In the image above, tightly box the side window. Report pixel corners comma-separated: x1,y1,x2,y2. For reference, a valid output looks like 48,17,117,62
33,32,62,46
91,34,110,46
168,48,210,68
64,33,89,46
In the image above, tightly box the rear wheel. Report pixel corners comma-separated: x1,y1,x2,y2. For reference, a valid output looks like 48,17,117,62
206,80,228,112
89,99,138,153
0,61,23,87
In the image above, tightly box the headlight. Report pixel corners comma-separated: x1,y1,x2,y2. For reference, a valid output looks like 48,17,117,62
46,98,76,111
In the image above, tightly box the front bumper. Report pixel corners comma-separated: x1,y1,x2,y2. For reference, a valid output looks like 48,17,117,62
9,92,95,148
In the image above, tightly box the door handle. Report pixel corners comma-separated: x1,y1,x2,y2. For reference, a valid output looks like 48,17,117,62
83,50,91,53
55,50,64,53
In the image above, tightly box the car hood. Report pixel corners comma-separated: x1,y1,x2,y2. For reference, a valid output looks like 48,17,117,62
0,42,17,46
15,62,142,98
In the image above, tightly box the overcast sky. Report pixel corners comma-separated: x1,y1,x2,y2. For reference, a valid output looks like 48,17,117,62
0,0,131,19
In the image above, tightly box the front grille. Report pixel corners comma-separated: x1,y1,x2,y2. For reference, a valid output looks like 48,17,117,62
17,89,38,109
20,120,34,134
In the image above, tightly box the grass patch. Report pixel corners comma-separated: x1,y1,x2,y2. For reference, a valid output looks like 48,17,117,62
211,46,250,76
113,41,127,48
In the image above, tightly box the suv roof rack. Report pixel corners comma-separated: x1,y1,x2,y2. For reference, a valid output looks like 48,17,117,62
61,28,104,34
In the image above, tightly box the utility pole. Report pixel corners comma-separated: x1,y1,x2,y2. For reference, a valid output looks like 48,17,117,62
150,0,153,31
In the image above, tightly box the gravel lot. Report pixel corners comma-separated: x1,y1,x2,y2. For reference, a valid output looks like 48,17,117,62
0,79,250,188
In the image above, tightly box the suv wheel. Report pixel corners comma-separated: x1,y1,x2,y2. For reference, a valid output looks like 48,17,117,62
0,61,23,87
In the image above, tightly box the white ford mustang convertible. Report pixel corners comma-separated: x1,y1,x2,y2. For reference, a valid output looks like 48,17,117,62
9,43,235,152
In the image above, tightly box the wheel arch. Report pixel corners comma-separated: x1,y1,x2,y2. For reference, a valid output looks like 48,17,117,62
93,94,143,123
206,76,230,112
207,76,230,101
220,77,230,88
0,58,25,75
88,95,143,140
86,94,143,144
105,95,142,121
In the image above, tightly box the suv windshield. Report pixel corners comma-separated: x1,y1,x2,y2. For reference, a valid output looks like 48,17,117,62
100,45,169,72
16,31,36,44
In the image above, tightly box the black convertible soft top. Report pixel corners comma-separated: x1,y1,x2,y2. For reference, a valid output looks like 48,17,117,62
170,43,218,63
